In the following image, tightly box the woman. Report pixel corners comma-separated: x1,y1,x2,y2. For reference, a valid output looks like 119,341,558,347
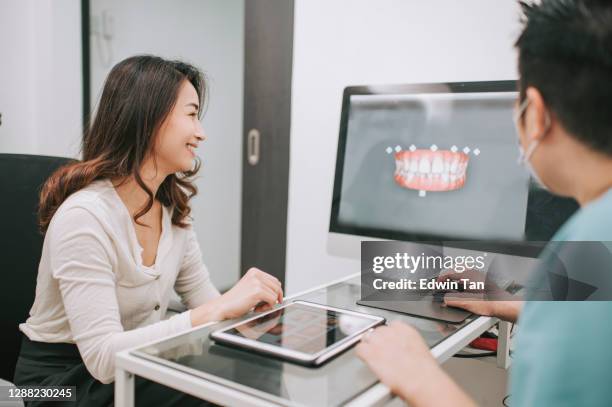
14,55,283,406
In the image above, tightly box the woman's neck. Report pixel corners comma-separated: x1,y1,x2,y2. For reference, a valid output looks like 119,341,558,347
112,160,168,216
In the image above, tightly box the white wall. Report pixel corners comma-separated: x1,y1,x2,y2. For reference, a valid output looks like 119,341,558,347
89,0,244,289
286,0,522,294
0,0,82,158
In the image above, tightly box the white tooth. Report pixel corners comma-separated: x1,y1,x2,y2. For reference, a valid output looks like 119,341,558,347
450,174,457,182
395,161,402,173
406,173,414,182
403,159,411,172
450,159,459,174
441,173,449,183
410,160,419,173
444,161,450,173
432,156,444,174
418,158,431,174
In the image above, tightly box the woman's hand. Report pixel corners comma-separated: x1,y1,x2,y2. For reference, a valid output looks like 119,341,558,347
191,267,283,326
356,321,475,407
234,309,283,340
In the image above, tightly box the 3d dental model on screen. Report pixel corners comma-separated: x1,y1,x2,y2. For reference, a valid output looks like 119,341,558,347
386,144,480,197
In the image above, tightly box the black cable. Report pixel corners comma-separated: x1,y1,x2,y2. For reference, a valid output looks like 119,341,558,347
481,331,498,339
453,351,497,358
502,394,511,406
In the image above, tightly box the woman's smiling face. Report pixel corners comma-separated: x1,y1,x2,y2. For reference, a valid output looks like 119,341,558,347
153,80,205,174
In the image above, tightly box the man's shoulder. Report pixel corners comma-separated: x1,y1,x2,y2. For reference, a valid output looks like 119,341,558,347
557,189,612,241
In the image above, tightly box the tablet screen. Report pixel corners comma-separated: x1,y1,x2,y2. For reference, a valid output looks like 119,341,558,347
223,302,377,354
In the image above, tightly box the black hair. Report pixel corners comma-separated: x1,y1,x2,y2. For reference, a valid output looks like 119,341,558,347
516,0,612,155
40,55,207,232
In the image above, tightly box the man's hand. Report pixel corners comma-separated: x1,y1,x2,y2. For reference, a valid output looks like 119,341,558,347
355,320,476,407
355,321,437,397
437,270,523,322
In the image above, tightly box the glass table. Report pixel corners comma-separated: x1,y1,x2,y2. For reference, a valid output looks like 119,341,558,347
115,273,504,406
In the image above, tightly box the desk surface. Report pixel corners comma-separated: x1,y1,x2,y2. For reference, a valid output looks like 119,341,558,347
119,274,493,406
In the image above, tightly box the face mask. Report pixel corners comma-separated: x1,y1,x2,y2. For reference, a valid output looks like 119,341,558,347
513,99,548,189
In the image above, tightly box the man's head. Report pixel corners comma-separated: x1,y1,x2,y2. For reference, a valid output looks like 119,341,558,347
514,0,612,202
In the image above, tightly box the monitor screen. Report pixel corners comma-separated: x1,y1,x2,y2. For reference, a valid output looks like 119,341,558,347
329,81,579,255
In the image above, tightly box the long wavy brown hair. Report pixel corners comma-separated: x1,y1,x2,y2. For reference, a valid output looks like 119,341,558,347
38,55,207,233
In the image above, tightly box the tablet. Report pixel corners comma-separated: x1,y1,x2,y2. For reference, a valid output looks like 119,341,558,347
210,301,386,366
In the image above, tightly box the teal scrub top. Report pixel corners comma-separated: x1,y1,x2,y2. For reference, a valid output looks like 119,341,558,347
510,188,612,406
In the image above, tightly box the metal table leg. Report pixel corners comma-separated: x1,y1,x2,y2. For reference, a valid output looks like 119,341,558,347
115,368,135,407
496,320,512,369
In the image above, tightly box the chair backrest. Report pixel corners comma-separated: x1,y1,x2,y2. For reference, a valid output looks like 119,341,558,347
0,154,75,381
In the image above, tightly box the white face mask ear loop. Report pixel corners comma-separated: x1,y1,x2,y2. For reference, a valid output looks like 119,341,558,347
514,98,531,164
523,137,541,162
513,98,530,125
525,109,551,161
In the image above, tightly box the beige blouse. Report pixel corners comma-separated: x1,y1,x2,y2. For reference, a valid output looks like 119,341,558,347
20,179,220,383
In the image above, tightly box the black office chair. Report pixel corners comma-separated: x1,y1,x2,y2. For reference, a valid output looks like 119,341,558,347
0,153,75,381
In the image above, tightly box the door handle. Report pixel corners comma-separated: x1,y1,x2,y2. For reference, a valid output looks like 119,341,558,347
247,128,260,166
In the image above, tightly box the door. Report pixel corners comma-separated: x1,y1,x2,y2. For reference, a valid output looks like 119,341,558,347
241,0,294,285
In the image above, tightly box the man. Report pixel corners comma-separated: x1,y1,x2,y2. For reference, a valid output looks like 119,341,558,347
356,1,612,405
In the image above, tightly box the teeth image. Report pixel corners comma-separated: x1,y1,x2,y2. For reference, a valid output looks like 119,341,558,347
403,159,411,172
418,158,431,174
395,161,402,173
432,156,444,174
410,160,419,173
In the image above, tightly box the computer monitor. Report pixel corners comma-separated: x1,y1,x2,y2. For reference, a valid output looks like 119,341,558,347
328,81,579,259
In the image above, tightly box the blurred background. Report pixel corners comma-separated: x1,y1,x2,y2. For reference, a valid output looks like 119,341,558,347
0,0,520,295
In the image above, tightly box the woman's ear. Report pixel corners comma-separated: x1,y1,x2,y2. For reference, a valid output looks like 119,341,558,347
525,87,552,141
